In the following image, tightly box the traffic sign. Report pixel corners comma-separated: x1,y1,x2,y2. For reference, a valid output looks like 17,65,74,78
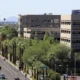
40,66,48,68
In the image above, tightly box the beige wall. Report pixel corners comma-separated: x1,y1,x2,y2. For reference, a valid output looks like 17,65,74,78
60,15,71,47
24,28,31,38
61,25,71,30
61,15,71,20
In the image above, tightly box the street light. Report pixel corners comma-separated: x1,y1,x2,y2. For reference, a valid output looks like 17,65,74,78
74,53,77,76
55,59,58,80
66,65,68,76
59,65,62,75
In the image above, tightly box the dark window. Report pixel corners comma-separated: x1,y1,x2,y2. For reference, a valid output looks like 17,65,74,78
20,19,22,22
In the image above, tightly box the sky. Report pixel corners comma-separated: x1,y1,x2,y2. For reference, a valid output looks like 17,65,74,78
0,0,80,19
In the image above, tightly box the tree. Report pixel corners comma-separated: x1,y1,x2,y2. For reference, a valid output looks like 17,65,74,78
34,31,39,44
7,38,17,64
43,32,49,41
0,26,18,39
1,39,9,58
47,34,55,44
53,44,70,62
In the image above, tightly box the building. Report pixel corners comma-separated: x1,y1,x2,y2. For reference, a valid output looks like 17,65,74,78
60,15,71,47
71,10,80,52
18,10,80,51
60,10,80,52
18,14,61,40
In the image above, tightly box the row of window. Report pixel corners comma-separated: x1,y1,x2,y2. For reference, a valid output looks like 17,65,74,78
20,19,59,24
72,40,80,43
27,31,45,34
72,32,80,34
72,22,80,25
61,30,71,33
61,38,70,42
31,19,51,23
30,25,59,27
61,22,71,25
24,31,59,35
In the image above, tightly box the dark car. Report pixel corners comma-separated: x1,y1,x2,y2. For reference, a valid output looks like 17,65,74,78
0,73,5,79
0,66,1,70
14,77,20,80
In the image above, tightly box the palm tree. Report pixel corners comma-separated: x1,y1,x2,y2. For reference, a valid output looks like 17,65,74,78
1,40,9,59
8,38,17,64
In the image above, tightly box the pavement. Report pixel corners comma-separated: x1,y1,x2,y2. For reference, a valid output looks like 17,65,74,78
0,55,32,80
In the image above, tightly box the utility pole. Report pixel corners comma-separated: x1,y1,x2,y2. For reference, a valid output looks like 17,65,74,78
74,53,77,76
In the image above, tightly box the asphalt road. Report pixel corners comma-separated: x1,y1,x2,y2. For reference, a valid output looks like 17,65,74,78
0,57,30,80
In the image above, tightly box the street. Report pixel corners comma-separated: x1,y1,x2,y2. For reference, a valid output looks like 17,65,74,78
0,56,30,80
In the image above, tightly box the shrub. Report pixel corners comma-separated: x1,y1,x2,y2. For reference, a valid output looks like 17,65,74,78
48,69,60,80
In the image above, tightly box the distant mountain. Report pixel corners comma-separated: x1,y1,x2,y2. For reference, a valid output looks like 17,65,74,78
6,16,18,22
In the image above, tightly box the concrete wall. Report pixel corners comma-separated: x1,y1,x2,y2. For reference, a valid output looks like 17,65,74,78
60,15,71,47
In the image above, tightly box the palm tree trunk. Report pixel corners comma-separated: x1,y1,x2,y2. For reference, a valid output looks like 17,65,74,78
5,46,8,59
13,44,16,64
10,53,12,62
14,43,16,64
2,44,4,56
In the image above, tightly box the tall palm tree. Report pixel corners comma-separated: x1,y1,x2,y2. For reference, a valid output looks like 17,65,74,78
8,38,17,64
16,37,29,70
1,40,9,59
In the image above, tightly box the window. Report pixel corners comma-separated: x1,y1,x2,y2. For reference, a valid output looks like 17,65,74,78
54,19,59,23
51,19,53,23
61,38,70,42
48,20,50,22
31,25,33,27
61,20,71,25
50,25,53,27
20,19,22,22
61,30,71,34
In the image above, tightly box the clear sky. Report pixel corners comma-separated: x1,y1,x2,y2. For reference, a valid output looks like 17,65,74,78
0,0,80,19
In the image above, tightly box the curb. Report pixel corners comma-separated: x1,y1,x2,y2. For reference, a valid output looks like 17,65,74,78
0,55,32,80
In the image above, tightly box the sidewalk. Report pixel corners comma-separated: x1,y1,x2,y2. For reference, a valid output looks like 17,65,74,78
0,55,32,80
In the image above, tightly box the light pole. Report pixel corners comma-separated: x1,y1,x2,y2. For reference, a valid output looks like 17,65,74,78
55,59,58,80
59,65,62,75
66,65,68,76
66,65,68,80
74,53,77,76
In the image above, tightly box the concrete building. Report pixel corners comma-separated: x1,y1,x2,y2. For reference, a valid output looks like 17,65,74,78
71,10,80,52
18,14,61,40
18,10,80,51
60,10,80,52
60,15,71,47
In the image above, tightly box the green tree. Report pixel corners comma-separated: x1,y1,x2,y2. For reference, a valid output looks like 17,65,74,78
47,34,55,44
53,44,70,62
43,32,49,41
0,26,18,39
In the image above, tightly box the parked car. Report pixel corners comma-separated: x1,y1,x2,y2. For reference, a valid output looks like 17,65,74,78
0,73,8,80
0,73,5,79
14,77,20,80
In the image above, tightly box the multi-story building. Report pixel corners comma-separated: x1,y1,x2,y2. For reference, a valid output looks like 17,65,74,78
71,10,80,52
18,14,61,40
60,15,71,47
60,10,80,52
18,10,80,51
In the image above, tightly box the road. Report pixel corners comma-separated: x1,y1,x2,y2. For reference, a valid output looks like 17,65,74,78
0,56,30,80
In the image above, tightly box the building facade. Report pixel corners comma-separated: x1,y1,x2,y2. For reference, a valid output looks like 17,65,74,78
60,10,80,52
60,15,71,47
18,10,80,51
18,14,61,40
71,10,80,52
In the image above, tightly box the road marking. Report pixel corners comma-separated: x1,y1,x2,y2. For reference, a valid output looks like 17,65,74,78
3,66,13,75
4,64,17,75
